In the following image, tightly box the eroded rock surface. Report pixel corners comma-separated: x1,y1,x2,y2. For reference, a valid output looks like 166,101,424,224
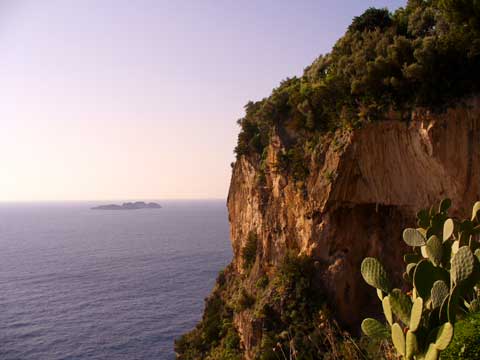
227,99,480,355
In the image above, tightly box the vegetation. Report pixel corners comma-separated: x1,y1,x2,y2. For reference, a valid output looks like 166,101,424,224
253,253,327,359
179,1,480,358
442,311,480,359
234,289,255,312
176,250,371,359
277,145,310,182
248,252,384,360
234,0,480,181
360,199,480,359
242,231,258,270
174,268,243,360
255,274,269,289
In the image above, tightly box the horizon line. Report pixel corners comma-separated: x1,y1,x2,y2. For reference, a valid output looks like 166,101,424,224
0,198,227,203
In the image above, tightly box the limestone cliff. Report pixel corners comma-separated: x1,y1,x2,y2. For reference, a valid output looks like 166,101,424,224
225,98,480,358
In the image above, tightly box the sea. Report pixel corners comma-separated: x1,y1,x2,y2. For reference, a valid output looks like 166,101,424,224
0,200,232,360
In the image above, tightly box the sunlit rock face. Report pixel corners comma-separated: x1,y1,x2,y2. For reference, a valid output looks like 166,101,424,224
227,98,480,355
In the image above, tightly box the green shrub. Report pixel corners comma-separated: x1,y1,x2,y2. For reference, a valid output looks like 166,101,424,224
255,275,269,289
253,252,330,358
175,267,243,359
278,146,310,182
323,169,337,183
234,1,480,162
242,231,258,270
206,347,242,360
442,312,480,359
349,7,392,32
235,289,255,311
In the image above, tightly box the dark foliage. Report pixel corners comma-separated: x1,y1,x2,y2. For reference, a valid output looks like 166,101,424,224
174,269,242,359
255,252,327,359
234,0,480,173
241,231,258,270
349,7,392,32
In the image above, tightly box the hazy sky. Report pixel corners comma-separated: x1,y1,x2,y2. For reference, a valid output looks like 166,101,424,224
0,0,405,201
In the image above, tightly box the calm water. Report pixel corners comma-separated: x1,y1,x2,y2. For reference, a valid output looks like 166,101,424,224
0,200,231,360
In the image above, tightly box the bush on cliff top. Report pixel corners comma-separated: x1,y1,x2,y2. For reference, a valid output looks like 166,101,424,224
235,0,480,166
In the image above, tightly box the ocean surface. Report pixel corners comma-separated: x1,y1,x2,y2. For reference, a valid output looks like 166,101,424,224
0,200,232,360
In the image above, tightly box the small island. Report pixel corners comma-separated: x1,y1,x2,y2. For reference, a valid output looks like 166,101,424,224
91,201,162,210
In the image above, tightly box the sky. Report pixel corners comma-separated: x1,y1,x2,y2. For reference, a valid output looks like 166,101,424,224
0,0,405,201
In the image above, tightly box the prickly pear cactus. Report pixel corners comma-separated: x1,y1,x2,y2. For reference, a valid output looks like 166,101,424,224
443,218,454,242
403,228,426,247
361,318,389,339
410,297,423,332
390,289,412,326
431,280,448,309
451,246,475,284
391,323,406,356
360,257,391,293
426,235,443,266
360,199,480,359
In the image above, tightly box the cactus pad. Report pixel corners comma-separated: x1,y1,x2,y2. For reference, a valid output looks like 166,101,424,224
447,288,459,323
417,209,430,228
376,288,384,301
451,240,459,255
451,246,475,284
421,245,428,258
406,263,416,277
406,330,418,359
382,296,393,326
443,218,454,242
434,322,453,350
403,228,426,247
431,280,448,309
439,291,450,324
390,288,412,326
471,201,480,221
426,235,443,266
361,257,390,293
425,343,439,360
439,198,451,213
469,299,480,313
410,297,423,332
391,323,406,356
361,318,389,339
414,260,440,299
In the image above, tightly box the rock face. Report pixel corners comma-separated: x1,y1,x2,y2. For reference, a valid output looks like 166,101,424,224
226,98,480,356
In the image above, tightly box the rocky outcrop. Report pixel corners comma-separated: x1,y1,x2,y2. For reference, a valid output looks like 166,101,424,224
226,98,480,356
91,201,161,210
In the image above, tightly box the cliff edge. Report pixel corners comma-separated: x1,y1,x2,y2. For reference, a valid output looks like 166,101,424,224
175,99,480,360
226,98,480,357
176,1,480,358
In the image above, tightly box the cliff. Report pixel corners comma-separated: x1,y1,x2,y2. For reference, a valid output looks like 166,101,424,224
176,2,480,358
226,98,480,358
176,99,480,360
